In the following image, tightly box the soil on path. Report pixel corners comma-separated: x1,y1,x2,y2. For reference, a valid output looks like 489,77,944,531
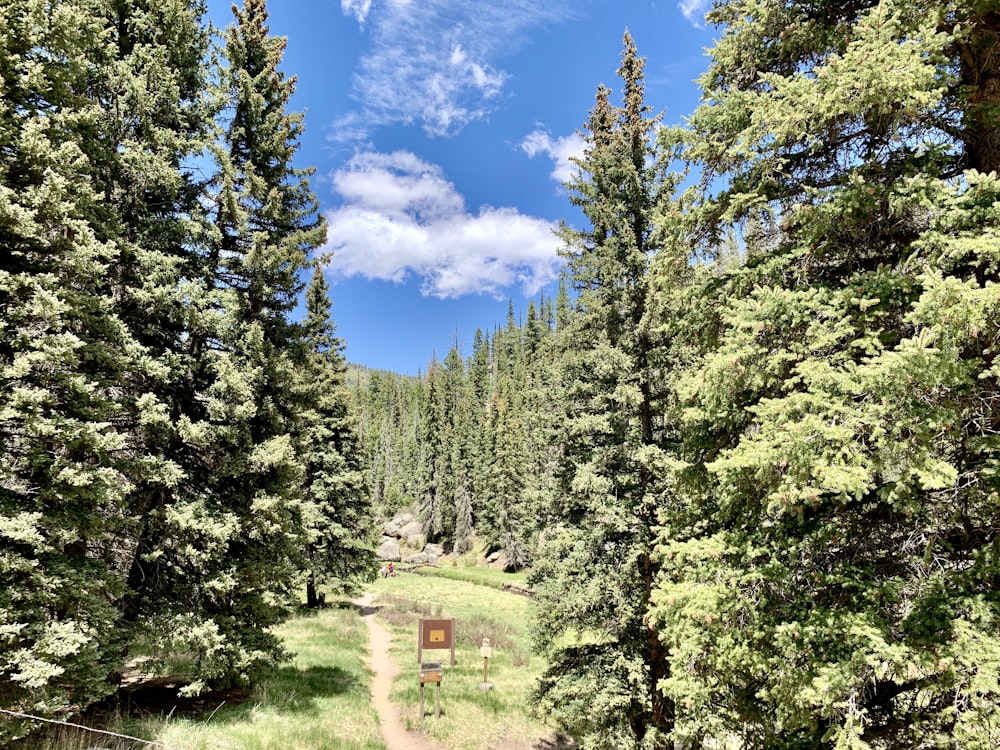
354,593,446,750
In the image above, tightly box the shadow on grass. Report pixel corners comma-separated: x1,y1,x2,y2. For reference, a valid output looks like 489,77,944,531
82,662,360,728
208,663,362,723
534,732,578,749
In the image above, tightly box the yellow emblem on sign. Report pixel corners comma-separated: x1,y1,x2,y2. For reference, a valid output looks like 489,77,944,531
429,629,445,643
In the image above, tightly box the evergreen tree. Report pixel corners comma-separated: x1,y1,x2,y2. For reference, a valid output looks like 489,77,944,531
349,366,423,513
530,32,677,749
482,374,531,569
121,0,324,690
298,268,375,607
0,2,138,735
650,1,1000,747
417,357,447,540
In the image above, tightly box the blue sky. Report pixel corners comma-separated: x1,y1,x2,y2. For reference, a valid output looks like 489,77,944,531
208,0,715,375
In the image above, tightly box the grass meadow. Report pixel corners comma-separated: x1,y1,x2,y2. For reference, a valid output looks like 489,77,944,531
15,603,384,750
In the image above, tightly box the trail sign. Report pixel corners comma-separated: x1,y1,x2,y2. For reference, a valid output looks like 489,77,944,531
418,618,456,666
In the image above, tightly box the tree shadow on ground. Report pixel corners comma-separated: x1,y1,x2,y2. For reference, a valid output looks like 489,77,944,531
86,663,359,725
534,732,577,749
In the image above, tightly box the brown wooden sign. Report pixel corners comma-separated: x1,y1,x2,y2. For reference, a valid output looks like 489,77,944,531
419,661,443,684
418,618,456,666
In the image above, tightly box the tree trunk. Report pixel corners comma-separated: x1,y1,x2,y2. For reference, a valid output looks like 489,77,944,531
960,11,1000,174
305,572,321,608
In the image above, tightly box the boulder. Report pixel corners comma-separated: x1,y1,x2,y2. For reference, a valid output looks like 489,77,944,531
377,539,401,561
382,519,402,537
424,543,445,557
399,520,424,539
406,534,424,548
403,552,429,564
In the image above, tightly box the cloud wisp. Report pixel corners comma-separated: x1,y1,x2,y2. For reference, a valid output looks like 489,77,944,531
335,0,577,139
677,0,711,28
520,128,586,185
322,151,561,298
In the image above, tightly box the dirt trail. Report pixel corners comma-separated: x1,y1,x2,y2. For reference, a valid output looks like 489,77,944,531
355,594,446,750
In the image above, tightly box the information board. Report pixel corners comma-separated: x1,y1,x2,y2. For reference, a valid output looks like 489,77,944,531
418,618,456,666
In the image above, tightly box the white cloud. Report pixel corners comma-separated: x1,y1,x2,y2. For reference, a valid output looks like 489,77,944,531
341,0,373,25
334,0,578,140
322,151,561,298
677,0,710,28
520,129,586,184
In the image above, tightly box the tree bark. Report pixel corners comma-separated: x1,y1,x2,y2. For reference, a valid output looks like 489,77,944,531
960,11,1000,174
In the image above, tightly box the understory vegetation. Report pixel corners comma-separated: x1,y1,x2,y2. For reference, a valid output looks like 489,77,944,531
9,603,384,750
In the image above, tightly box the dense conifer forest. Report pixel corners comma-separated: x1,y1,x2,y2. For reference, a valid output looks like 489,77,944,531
3,0,1000,748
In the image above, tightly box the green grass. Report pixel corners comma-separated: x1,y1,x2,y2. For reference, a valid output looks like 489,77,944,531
14,571,557,750
143,604,385,750
412,562,532,592
368,572,556,750
15,604,385,750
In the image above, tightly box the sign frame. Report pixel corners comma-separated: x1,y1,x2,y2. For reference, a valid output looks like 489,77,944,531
418,618,456,666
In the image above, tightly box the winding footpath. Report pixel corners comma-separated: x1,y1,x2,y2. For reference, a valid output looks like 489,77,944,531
354,594,446,750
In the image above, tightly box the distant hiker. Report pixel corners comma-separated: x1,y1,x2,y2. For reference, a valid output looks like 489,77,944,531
380,564,388,578
388,561,395,576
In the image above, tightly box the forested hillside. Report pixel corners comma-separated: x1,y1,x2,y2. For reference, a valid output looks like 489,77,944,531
348,294,567,567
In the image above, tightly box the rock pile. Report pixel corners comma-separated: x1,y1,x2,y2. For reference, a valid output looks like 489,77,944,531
377,512,444,565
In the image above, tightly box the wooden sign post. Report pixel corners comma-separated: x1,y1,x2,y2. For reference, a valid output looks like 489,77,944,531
417,618,456,719
419,661,442,719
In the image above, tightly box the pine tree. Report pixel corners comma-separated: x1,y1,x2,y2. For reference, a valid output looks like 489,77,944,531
299,268,375,607
530,32,677,749
650,1,1000,746
0,2,139,735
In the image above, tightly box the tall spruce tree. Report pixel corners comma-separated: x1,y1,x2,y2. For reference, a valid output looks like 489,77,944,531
0,2,139,735
298,268,375,607
120,0,325,690
651,1,1000,747
418,357,448,540
482,373,531,569
101,0,221,686
530,32,677,749
195,0,326,682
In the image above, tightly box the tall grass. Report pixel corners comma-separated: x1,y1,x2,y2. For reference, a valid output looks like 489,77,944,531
410,558,532,590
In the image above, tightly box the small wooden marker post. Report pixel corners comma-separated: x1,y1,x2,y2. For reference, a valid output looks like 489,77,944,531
479,637,493,691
